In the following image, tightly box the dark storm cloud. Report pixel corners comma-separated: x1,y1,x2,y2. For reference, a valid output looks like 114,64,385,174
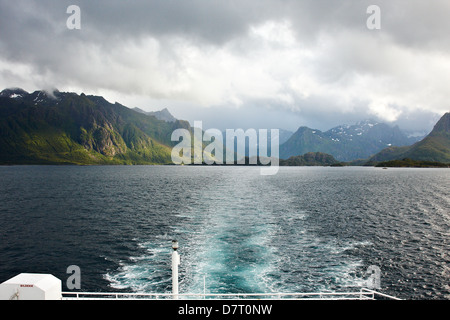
0,0,449,132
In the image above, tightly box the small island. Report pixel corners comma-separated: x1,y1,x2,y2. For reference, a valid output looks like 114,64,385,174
374,158,450,168
279,152,340,166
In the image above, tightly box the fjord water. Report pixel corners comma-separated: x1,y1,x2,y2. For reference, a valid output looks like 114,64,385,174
0,166,448,299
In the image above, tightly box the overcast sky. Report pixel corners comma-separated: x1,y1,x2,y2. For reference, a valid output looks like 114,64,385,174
0,0,449,133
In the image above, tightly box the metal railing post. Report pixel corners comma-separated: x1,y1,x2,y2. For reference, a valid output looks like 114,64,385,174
172,240,180,300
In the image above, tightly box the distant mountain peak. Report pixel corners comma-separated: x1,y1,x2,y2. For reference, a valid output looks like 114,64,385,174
133,107,177,122
356,119,378,126
369,112,450,163
28,90,61,104
0,88,29,98
0,88,63,104
430,112,450,134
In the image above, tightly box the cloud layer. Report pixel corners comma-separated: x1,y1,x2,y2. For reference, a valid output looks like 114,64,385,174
0,0,449,132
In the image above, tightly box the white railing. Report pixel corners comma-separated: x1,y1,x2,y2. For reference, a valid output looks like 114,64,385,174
62,288,400,300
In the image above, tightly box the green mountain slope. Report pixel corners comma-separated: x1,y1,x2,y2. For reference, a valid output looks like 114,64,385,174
0,88,191,165
369,112,450,163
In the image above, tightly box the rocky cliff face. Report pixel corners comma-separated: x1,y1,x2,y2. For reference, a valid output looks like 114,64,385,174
0,88,191,164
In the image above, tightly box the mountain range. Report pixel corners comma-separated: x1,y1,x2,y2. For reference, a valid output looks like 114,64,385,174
0,88,189,164
0,88,448,166
279,120,421,162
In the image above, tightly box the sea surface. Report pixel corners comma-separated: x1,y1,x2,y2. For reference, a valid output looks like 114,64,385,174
0,165,448,299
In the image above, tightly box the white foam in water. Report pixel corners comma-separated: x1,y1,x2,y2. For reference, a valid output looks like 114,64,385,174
105,241,173,292
104,169,378,295
106,225,369,294
179,211,276,293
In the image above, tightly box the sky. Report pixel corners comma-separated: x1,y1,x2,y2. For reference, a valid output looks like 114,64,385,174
0,0,449,133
